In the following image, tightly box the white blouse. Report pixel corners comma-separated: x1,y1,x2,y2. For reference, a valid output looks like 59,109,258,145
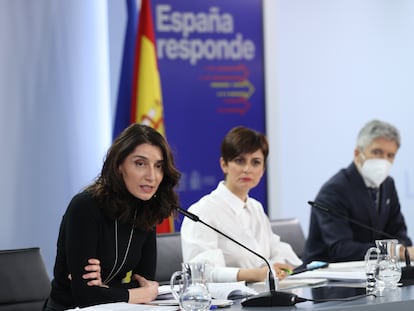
180,181,302,282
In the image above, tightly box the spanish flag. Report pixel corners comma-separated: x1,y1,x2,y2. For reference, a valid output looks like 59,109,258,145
131,0,164,133
114,0,173,233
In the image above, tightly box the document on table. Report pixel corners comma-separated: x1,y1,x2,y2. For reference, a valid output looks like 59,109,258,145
147,299,233,308
157,282,257,300
66,302,178,311
279,278,328,289
149,282,254,307
208,281,257,299
287,261,366,282
247,278,328,292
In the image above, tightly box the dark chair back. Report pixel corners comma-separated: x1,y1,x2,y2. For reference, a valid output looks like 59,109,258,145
0,247,51,311
155,232,183,285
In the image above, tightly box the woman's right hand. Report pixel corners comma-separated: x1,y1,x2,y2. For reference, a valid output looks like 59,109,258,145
272,262,293,280
82,258,108,288
128,274,159,304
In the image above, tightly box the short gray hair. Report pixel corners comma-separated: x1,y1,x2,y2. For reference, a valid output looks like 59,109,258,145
356,119,400,151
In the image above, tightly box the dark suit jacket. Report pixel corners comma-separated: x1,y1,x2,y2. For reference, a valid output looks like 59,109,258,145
303,162,412,264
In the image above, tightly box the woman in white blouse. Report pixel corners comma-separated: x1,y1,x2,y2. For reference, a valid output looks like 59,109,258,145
180,126,302,283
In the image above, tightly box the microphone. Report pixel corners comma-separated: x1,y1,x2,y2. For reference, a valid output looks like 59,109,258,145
177,207,306,307
308,201,414,286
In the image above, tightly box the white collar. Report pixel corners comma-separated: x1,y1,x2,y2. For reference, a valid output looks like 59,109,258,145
216,181,249,214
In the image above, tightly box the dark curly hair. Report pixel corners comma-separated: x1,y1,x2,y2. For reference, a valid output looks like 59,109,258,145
85,124,181,231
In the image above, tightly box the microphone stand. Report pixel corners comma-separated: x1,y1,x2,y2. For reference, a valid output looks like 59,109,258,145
177,207,304,307
308,201,414,286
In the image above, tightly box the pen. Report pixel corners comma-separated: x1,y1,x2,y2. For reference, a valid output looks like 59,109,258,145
290,261,329,275
281,268,293,275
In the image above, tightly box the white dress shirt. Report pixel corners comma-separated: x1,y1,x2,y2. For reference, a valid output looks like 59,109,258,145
181,181,302,282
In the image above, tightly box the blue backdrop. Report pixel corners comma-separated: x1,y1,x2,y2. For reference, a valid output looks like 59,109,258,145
151,0,266,229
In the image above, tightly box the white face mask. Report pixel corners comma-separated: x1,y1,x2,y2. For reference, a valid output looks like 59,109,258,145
360,158,392,187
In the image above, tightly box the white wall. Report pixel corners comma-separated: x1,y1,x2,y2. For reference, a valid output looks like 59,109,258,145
0,0,112,275
265,0,414,239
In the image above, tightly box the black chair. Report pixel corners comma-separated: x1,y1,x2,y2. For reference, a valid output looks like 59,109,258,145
155,232,183,285
0,247,51,311
270,218,306,258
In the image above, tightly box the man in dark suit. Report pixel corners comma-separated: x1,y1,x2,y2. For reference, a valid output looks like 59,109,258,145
303,119,414,264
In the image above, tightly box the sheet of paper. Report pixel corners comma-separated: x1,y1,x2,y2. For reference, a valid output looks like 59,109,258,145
288,260,366,282
208,281,257,299
148,298,233,307
279,278,328,289
66,302,178,311
158,282,257,300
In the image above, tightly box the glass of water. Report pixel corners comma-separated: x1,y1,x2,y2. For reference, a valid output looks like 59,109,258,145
171,262,211,311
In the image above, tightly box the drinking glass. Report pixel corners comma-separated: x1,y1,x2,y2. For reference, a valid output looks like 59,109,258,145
374,239,402,292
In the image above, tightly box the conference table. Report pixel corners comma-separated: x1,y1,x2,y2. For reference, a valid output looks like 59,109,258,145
85,283,414,311
73,261,414,311
230,283,414,311
229,260,414,311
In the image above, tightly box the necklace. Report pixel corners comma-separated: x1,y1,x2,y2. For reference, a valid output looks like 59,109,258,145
103,209,137,284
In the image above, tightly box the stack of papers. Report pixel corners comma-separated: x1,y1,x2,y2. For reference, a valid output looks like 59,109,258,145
247,278,327,292
67,302,178,311
157,282,256,300
288,271,365,282
279,278,328,289
288,261,366,283
147,299,233,308
208,281,258,299
151,281,257,307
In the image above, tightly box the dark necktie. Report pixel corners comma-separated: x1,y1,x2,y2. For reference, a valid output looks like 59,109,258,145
368,187,379,210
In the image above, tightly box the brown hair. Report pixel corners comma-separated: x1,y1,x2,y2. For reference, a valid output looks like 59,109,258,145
86,124,181,231
221,126,269,164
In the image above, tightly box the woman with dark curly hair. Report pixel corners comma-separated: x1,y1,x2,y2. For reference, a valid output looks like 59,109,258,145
44,124,181,310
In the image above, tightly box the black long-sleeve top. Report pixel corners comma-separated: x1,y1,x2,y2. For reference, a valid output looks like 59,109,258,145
49,191,156,309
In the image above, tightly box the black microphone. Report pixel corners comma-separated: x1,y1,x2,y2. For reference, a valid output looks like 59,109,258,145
177,207,306,307
308,201,414,286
